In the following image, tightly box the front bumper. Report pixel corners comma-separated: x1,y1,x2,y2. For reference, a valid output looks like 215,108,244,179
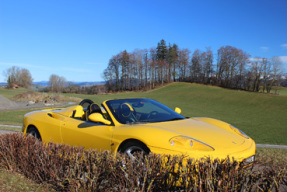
148,139,256,163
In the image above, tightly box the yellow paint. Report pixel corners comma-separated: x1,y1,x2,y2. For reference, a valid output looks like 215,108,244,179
23,99,256,163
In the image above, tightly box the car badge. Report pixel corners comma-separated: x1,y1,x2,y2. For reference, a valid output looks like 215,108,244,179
232,141,237,144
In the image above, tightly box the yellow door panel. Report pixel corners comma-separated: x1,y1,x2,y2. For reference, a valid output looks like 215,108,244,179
61,118,113,151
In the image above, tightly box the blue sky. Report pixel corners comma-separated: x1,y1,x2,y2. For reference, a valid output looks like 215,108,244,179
0,0,287,82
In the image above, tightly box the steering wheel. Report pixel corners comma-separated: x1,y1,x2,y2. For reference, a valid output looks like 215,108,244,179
118,103,139,123
79,99,94,109
147,111,159,119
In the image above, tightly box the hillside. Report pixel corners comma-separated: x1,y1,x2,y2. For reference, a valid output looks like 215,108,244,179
65,83,287,145
0,83,286,144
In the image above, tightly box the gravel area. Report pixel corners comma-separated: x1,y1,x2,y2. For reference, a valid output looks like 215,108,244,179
0,95,19,110
256,144,287,149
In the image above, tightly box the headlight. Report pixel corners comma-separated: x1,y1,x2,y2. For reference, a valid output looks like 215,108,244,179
230,125,249,139
169,136,214,151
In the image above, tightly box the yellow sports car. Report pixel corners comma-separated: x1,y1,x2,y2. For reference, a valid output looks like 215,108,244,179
23,98,255,163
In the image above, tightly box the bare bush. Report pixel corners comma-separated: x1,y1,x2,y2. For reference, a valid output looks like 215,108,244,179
4,66,33,88
0,133,286,191
12,92,81,103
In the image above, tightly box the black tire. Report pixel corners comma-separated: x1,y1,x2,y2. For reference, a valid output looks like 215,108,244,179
27,127,42,141
79,99,94,109
120,141,150,159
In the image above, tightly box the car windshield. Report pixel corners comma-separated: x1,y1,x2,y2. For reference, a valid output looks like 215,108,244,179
106,98,186,124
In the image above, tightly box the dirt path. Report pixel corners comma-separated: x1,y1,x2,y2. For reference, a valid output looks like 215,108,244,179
0,125,21,128
256,144,287,149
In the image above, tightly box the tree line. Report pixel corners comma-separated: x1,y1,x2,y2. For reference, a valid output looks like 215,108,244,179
43,74,105,94
2,40,284,94
3,68,105,94
103,39,284,93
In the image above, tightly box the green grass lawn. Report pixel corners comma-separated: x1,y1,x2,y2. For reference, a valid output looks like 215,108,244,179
1,83,286,145
0,126,21,132
278,86,287,96
0,87,29,99
0,109,36,125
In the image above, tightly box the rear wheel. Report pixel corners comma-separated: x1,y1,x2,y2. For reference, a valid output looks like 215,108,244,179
27,127,42,141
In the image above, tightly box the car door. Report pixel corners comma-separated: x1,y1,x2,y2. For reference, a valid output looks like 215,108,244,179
61,117,114,151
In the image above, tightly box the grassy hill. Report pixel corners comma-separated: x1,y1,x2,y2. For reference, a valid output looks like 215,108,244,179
1,83,286,145
65,83,287,145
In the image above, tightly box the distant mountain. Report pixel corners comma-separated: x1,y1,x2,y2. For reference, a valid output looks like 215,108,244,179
33,81,49,86
33,81,106,87
73,81,106,87
0,82,7,87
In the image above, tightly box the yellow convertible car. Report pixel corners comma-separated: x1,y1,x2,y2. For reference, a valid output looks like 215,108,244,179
23,98,255,163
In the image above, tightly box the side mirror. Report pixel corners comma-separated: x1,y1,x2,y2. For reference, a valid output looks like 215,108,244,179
89,113,111,125
175,107,181,114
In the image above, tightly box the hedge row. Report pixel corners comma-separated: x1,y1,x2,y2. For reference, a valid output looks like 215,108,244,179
0,133,286,191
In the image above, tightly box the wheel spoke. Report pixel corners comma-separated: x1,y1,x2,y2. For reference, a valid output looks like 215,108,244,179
126,149,134,159
124,146,145,160
27,128,41,141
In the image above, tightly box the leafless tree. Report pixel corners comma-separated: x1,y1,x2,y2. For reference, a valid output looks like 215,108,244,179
261,58,271,93
217,46,249,88
49,74,66,93
249,57,264,92
270,56,283,94
178,48,190,81
201,47,213,84
191,49,202,83
19,68,33,88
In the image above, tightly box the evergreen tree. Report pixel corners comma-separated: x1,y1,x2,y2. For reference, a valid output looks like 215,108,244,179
156,39,168,60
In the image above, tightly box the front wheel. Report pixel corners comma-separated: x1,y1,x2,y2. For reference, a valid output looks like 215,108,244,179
120,142,150,160
27,127,42,141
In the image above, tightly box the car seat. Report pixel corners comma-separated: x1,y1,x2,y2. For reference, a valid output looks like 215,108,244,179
86,103,102,121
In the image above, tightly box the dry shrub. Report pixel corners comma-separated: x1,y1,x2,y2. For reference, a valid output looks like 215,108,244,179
12,92,81,103
0,133,286,191
12,91,48,102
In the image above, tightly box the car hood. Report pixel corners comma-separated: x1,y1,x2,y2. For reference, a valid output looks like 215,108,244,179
144,118,245,150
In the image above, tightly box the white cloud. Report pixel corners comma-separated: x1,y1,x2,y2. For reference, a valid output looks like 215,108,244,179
248,58,271,63
281,44,287,49
0,62,52,70
279,56,287,63
249,58,262,62
260,46,269,51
